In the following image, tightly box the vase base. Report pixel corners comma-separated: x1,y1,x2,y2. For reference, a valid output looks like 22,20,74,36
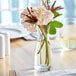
34,65,51,72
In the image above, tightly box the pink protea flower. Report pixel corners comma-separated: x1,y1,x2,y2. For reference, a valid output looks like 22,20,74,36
21,7,54,26
21,7,54,32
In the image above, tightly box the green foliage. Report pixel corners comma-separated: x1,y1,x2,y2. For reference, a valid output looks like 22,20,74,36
53,12,60,17
49,24,56,34
47,0,51,4
49,20,63,34
44,0,50,5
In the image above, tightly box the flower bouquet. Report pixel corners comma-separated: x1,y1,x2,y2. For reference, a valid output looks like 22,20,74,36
21,0,63,71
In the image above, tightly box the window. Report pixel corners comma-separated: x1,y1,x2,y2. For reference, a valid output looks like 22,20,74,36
0,0,40,26
0,0,75,26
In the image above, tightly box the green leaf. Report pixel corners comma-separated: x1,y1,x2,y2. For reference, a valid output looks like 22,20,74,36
53,12,60,17
49,24,56,34
52,20,63,28
49,20,63,34
44,0,50,5
47,0,51,4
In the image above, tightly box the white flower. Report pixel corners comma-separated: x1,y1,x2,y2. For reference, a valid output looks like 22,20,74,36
35,7,54,25
21,7,54,25
21,7,54,32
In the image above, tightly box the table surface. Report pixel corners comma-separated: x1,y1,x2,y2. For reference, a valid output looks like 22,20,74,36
0,38,76,76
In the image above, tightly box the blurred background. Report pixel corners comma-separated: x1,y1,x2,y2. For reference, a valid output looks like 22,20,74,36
0,0,76,26
0,0,76,50
0,0,40,26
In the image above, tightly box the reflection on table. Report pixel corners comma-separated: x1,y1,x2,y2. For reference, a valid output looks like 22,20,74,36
0,38,76,76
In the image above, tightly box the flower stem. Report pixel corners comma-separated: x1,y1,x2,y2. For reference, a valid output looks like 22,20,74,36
37,40,44,54
40,50,42,64
44,35,50,66
38,25,51,66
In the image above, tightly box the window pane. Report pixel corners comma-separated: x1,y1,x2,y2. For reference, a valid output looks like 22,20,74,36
1,0,9,9
11,11,20,23
19,0,28,9
10,0,19,8
63,0,75,18
19,10,23,24
29,0,40,7
2,11,11,25
0,12,2,23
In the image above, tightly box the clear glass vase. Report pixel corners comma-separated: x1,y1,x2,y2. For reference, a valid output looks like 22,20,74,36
34,28,51,71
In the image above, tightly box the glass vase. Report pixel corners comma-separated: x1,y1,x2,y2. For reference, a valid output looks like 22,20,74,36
34,28,51,71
